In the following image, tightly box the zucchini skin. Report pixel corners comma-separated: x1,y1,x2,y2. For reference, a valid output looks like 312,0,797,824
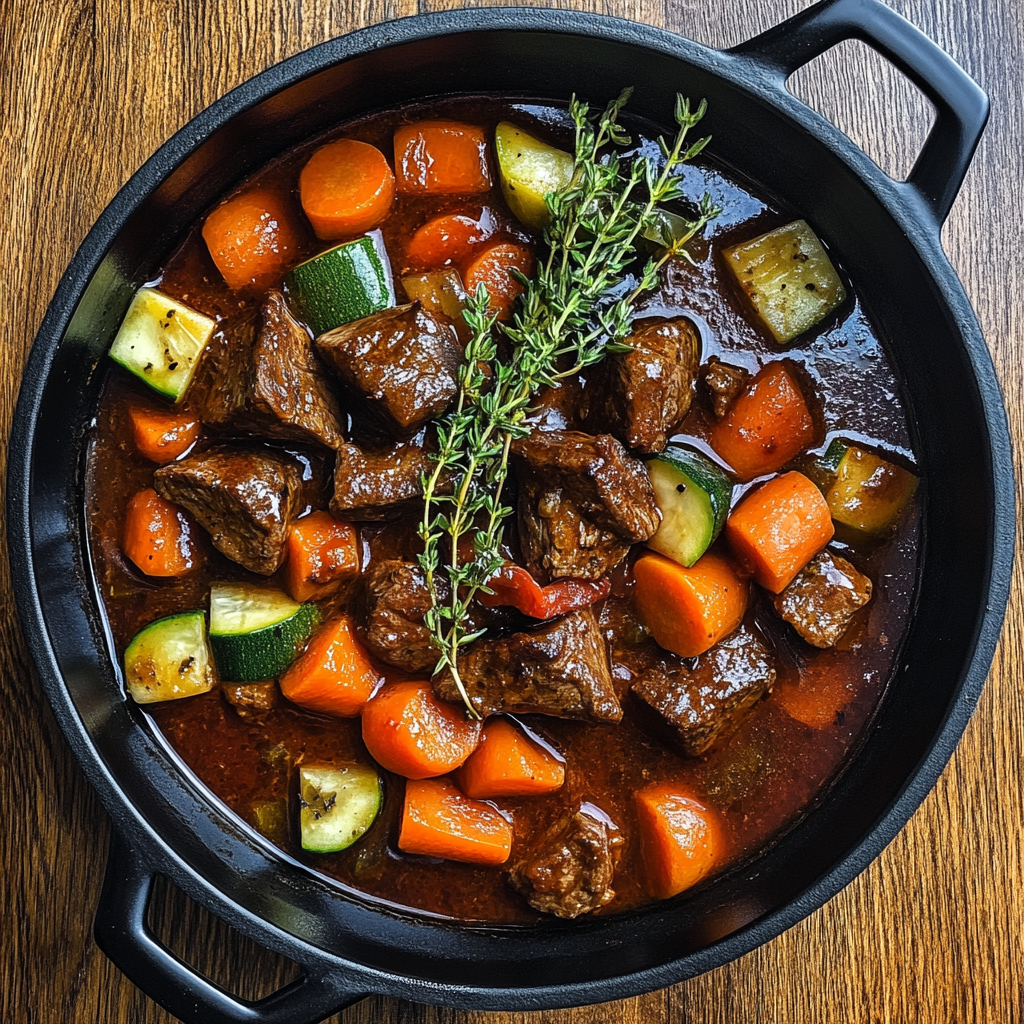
210,603,320,682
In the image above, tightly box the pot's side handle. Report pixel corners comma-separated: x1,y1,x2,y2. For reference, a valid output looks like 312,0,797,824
728,0,989,225
95,832,367,1024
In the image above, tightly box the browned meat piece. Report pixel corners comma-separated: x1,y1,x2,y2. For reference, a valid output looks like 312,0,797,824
196,294,345,448
357,560,440,673
588,317,700,453
700,357,751,420
513,430,661,580
222,682,281,724
772,550,872,648
316,303,462,435
631,624,776,756
330,435,442,521
508,808,619,918
154,448,302,574
434,608,622,722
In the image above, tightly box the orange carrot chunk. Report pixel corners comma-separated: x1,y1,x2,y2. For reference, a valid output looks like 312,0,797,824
284,511,360,603
463,243,534,320
726,471,835,593
129,405,199,464
455,719,565,798
635,784,724,899
399,777,513,866
299,138,396,240
708,361,818,481
774,657,853,729
279,615,381,717
394,121,492,194
633,551,747,658
361,681,482,780
123,488,197,577
404,207,500,269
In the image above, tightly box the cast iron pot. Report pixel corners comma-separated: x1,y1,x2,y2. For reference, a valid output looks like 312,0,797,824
7,0,1013,1021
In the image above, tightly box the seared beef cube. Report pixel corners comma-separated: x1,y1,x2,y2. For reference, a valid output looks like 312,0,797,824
772,550,872,648
514,430,660,580
700,357,750,421
222,682,281,724
316,303,462,435
434,608,622,722
330,436,440,521
195,308,258,426
154,448,302,575
357,560,440,673
590,317,700,453
631,624,775,756
508,808,618,918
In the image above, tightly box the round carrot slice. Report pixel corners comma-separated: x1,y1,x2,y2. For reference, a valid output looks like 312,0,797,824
299,139,396,239
405,207,500,269
463,242,534,320
361,680,482,779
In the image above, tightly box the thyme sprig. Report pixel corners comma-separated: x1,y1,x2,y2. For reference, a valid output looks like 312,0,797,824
418,89,720,716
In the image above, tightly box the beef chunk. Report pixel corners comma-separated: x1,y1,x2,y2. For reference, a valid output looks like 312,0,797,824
772,550,872,648
316,303,462,435
154,448,302,574
631,624,776,756
508,808,618,918
434,608,622,722
700,357,750,420
222,682,281,724
196,293,344,448
357,560,440,673
330,436,441,521
589,317,700,453
514,430,661,580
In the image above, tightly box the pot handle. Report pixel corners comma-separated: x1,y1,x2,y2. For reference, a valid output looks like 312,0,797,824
95,831,367,1024
729,0,989,224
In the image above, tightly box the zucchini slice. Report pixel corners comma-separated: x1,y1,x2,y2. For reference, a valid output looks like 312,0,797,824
646,447,732,567
284,232,394,337
124,610,215,703
494,121,574,230
299,764,382,853
723,220,846,345
109,287,216,401
209,583,319,682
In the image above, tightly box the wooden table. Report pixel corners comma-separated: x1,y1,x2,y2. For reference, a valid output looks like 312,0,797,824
2,1,1021,1020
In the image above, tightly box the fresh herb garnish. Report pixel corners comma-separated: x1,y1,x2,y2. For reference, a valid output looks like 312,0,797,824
418,89,720,717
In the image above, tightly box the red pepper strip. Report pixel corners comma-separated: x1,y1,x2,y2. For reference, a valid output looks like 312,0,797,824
479,564,611,619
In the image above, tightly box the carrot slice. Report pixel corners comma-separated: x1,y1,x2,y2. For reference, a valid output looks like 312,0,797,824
478,564,610,619
726,471,835,593
405,207,500,269
361,681,482,779
299,139,396,240
463,243,534,320
279,615,381,717
284,511,360,603
455,719,565,798
399,777,512,865
633,550,747,658
129,405,199,464
394,121,492,194
123,488,197,577
635,784,724,899
202,187,302,291
774,658,853,729
708,361,818,481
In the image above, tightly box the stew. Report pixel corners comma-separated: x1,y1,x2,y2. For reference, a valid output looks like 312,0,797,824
86,93,921,923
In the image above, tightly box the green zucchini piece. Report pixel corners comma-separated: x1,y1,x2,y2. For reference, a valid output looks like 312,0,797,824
494,121,574,230
299,764,382,853
723,219,847,345
646,447,732,567
826,444,919,534
123,611,215,703
284,232,394,336
209,583,319,682
796,438,850,492
109,287,216,401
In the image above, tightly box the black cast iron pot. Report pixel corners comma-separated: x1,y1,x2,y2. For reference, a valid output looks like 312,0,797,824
7,1,1013,1021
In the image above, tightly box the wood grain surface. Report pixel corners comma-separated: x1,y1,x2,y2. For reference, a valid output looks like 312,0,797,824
2,1,1021,1021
